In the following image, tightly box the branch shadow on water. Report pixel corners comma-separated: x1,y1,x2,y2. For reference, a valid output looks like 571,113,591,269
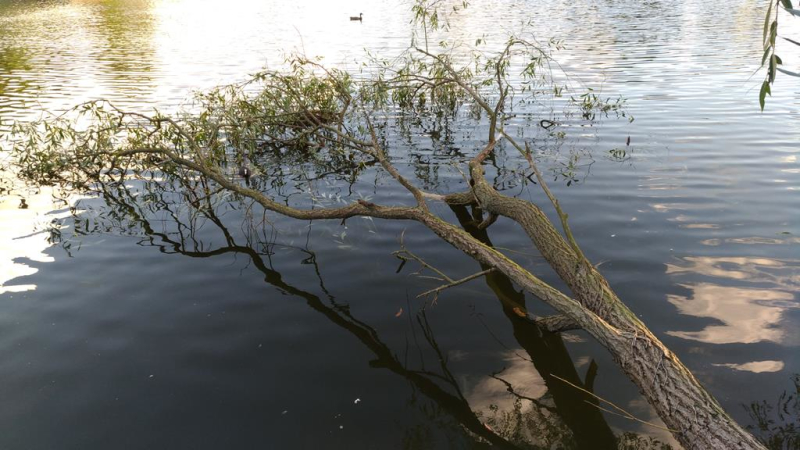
47,175,689,449
744,373,800,450
449,204,618,449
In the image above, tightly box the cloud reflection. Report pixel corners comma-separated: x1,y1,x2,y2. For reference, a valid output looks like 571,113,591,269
666,256,799,344
465,350,548,414
714,360,785,373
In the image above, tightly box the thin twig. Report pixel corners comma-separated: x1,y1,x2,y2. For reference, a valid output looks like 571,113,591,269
550,374,678,433
417,268,495,298
489,372,558,413
393,248,454,283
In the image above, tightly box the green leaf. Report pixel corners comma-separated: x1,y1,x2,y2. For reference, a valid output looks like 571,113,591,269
759,79,771,111
770,54,778,82
782,36,800,47
762,47,771,67
770,21,778,48
785,6,800,15
777,67,800,77
780,0,793,9
764,1,773,44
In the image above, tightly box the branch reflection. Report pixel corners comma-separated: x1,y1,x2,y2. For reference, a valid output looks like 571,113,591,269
47,175,680,449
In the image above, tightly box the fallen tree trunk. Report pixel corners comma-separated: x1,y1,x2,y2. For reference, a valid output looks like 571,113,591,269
196,146,764,448
59,137,769,449
7,49,768,446
426,149,766,449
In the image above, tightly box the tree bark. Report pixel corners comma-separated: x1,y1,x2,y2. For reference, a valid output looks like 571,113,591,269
429,161,766,450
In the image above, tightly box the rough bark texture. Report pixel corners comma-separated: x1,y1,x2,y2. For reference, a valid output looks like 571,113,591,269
432,161,766,450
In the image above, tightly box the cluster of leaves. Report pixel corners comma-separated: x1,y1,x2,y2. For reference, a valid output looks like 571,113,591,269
0,165,13,196
5,0,632,210
6,60,374,197
569,89,631,122
760,0,800,110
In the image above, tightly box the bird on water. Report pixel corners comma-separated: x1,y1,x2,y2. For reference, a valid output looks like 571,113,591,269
350,13,363,21
239,155,252,186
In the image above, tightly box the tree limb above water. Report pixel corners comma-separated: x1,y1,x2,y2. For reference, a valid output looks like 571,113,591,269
5,3,767,447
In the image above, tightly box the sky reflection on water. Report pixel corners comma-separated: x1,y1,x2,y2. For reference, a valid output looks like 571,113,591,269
0,0,799,448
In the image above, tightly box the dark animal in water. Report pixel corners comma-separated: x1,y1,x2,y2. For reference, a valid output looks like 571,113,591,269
350,13,363,21
238,156,252,185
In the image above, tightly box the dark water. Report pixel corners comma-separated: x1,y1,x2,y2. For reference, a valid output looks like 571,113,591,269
1,0,799,448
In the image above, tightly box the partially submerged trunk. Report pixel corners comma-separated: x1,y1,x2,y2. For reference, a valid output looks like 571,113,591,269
157,140,766,449
450,204,619,449
425,159,766,450
8,50,768,445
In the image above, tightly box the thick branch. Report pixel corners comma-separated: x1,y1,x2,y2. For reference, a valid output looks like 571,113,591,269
534,315,580,333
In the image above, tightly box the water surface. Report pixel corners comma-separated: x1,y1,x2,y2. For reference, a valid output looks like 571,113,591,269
1,0,799,448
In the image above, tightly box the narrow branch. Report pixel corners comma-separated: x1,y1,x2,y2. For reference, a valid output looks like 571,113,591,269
363,112,429,210
523,141,587,262
550,374,678,433
393,248,454,283
489,372,558,413
473,140,498,165
414,47,495,117
488,40,515,142
107,147,422,222
417,268,495,299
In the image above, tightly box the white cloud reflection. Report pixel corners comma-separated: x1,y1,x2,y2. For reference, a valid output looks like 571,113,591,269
666,257,799,345
465,350,547,413
714,360,785,373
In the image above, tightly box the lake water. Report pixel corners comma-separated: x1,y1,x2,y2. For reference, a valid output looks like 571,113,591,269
1,0,799,448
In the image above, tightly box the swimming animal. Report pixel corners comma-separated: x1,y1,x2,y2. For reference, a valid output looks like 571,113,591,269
350,13,363,21
238,155,252,185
